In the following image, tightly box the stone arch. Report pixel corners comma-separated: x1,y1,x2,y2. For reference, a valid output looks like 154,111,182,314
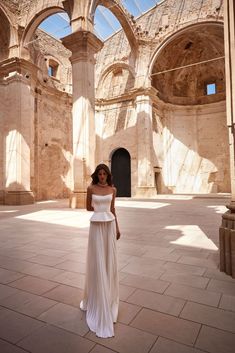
22,5,69,51
149,21,224,75
97,62,135,99
148,21,225,105
90,0,138,49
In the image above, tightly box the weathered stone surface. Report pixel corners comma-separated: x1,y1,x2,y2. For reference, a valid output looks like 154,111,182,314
0,0,231,201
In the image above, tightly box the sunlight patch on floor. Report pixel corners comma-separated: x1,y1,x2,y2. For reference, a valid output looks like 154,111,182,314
15,210,90,228
166,225,218,250
207,205,227,214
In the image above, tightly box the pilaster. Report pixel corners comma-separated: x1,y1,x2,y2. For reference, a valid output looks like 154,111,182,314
62,31,103,208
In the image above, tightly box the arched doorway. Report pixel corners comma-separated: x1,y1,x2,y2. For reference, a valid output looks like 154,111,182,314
111,148,131,197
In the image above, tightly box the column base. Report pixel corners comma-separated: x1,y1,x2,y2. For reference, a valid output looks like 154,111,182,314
220,205,235,278
134,186,157,198
69,191,86,209
4,191,35,205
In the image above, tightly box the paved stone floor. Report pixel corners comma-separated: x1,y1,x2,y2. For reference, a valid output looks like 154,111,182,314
0,195,235,353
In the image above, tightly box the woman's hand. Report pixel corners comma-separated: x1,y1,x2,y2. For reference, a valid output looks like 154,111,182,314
116,230,121,240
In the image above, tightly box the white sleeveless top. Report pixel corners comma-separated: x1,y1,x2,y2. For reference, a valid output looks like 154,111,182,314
90,194,115,222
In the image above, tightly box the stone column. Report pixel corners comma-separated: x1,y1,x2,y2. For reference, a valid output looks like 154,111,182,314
135,94,156,197
62,31,103,208
1,59,35,205
220,0,235,277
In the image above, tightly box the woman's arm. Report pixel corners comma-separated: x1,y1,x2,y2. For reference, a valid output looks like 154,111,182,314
86,185,94,211
111,187,121,240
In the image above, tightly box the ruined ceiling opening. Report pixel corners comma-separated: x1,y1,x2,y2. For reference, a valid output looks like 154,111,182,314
152,24,225,106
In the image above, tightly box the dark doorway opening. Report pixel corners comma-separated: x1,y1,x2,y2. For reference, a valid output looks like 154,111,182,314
111,148,131,197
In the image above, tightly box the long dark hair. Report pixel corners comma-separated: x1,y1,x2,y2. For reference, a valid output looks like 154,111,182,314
91,164,112,186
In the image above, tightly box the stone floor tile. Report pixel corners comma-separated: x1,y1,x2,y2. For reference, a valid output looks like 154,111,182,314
203,269,235,282
0,256,29,273
9,275,59,295
170,249,211,259
127,289,185,316
165,283,221,306
207,279,235,296
0,307,45,344
38,302,89,336
159,272,209,289
27,254,65,266
119,284,136,301
55,260,86,274
18,324,95,353
0,197,232,353
177,256,218,269
0,339,29,353
219,294,235,312
0,268,25,284
52,270,85,289
121,262,164,279
180,301,235,333
0,283,19,300
118,272,128,281
90,344,117,353
20,263,65,280
60,251,87,263
118,301,141,324
142,246,180,262
0,290,57,317
86,322,157,353
131,308,200,346
162,262,206,276
118,247,147,257
43,284,84,308
120,274,170,294
149,337,205,353
195,325,235,353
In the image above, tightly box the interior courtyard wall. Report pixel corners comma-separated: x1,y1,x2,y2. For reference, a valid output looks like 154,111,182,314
0,76,35,198
95,101,138,195
34,88,72,201
152,101,230,194
27,29,73,201
0,0,229,202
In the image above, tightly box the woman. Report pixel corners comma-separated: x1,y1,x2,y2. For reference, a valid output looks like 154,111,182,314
80,163,120,338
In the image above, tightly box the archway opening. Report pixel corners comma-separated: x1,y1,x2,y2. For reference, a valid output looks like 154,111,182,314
111,148,131,197
150,23,229,194
151,23,225,106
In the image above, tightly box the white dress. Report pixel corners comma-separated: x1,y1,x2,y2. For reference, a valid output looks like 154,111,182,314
80,194,119,338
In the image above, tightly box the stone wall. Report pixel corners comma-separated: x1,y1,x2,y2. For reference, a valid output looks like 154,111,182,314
95,101,137,195
33,89,72,200
0,0,230,201
153,101,230,193
30,29,72,94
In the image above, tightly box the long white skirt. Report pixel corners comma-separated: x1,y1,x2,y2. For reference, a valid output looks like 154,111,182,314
80,220,119,338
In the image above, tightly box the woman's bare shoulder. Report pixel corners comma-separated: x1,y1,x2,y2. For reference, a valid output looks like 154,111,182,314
112,186,117,195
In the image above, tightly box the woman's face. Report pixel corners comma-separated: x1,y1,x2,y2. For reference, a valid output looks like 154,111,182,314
98,169,108,184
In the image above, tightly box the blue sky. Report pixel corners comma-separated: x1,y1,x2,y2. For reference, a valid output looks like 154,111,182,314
39,0,159,40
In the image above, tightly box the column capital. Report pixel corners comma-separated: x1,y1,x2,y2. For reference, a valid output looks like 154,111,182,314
135,93,153,106
62,31,103,63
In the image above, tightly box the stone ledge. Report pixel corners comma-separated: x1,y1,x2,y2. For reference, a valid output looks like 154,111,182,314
4,191,35,205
